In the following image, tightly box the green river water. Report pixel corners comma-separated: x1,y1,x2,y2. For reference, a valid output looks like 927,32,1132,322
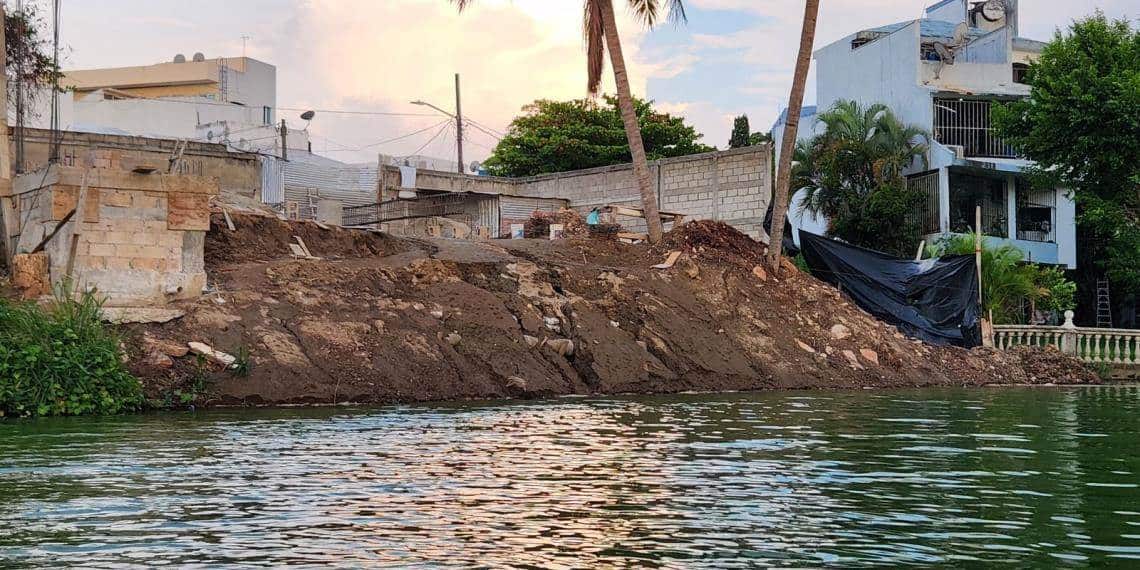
1,386,1138,568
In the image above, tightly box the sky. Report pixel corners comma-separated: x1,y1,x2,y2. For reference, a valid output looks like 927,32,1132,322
53,0,1138,165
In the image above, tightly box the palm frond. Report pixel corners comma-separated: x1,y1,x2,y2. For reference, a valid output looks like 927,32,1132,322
584,0,606,94
626,0,687,27
449,0,475,11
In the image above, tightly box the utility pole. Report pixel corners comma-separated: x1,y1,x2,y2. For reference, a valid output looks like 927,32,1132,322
279,119,288,161
454,73,464,174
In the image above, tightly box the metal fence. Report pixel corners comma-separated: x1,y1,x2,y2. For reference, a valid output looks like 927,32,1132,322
908,171,941,234
933,98,1018,159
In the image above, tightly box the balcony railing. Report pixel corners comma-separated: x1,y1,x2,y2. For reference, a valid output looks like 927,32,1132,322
994,312,1140,365
933,98,1018,159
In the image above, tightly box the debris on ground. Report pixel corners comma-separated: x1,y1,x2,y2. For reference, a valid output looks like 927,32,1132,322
126,213,1099,407
525,209,589,238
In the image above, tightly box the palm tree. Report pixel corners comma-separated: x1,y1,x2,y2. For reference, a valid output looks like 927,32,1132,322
767,0,820,271
450,0,686,244
797,99,929,218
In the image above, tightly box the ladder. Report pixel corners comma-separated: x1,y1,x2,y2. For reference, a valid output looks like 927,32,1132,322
1096,279,1113,328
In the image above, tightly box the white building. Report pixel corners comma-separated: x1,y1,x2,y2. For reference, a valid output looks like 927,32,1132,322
776,0,1075,268
29,54,312,157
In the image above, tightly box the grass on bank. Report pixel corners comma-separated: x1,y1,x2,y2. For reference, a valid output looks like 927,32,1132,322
0,285,143,417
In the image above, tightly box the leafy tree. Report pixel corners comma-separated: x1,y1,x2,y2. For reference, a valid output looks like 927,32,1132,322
453,0,690,243
483,96,714,177
728,114,772,148
4,4,63,116
993,14,1140,296
792,100,930,257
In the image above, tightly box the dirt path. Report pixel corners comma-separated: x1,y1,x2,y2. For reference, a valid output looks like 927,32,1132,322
129,213,1098,407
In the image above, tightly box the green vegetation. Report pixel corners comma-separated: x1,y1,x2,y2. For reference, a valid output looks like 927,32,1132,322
483,96,714,177
993,14,1140,297
792,100,930,257
728,114,772,148
4,3,63,113
0,286,143,417
927,234,1077,325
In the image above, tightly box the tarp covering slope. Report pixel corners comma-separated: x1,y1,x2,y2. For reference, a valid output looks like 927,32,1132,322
798,231,981,347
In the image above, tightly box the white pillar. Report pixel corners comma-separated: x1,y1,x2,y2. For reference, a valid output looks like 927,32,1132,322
938,167,951,234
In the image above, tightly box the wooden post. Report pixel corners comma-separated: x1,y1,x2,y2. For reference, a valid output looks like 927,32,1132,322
976,205,994,347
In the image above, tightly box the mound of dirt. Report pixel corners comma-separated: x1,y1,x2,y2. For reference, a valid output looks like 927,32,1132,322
130,216,1098,408
204,212,406,267
658,220,768,266
1007,345,1100,384
524,209,589,239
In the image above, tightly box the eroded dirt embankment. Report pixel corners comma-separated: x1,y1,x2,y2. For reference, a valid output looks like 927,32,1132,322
128,213,1097,406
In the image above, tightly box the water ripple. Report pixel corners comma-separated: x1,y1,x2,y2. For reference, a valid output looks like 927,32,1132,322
0,386,1137,567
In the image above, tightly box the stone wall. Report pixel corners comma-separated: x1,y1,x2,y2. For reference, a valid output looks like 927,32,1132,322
12,128,260,204
9,166,218,307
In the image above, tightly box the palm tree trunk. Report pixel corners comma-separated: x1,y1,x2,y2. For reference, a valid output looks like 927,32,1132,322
767,0,820,271
597,0,664,243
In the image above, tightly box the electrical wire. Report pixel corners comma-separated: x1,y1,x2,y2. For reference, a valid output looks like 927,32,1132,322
407,122,451,158
317,120,451,153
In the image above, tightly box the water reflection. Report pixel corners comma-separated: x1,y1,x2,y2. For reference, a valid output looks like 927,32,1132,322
1,386,1138,567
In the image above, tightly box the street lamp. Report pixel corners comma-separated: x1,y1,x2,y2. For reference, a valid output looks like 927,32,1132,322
410,74,464,174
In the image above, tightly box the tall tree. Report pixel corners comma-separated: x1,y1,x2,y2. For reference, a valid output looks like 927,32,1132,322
729,114,751,148
767,0,820,271
485,97,713,177
993,13,1140,299
452,0,687,244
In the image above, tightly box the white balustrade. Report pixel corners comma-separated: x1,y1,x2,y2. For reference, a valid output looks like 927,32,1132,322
992,310,1140,365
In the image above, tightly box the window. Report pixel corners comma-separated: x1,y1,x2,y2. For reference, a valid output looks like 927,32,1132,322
1013,63,1030,84
262,105,272,125
949,172,1007,237
908,170,941,234
933,98,1018,158
1016,179,1056,242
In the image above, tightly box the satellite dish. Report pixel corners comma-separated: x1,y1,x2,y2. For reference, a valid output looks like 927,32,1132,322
981,0,1006,22
934,42,956,65
952,22,969,46
470,161,482,172
300,110,315,121
173,54,187,63
192,52,206,62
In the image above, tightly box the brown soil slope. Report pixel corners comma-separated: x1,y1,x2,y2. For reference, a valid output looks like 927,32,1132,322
129,214,1097,406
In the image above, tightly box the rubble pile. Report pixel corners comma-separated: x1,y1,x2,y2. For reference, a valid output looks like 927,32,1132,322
658,220,768,266
525,209,589,238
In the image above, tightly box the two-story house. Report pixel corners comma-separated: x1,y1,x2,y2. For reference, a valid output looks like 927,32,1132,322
776,0,1075,268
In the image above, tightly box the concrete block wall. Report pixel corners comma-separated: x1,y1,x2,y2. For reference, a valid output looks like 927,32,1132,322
11,167,217,307
13,128,261,205
512,146,772,239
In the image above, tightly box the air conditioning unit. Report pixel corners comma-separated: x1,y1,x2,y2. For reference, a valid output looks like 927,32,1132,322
946,145,967,159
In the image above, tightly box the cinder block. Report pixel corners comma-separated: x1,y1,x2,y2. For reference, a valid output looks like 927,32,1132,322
88,243,116,257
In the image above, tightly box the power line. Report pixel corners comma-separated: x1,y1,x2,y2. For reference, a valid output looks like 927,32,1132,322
318,120,451,153
408,122,451,158
94,92,440,119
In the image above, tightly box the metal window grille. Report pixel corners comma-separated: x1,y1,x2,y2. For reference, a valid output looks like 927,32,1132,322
1016,179,1056,243
932,98,1018,158
908,171,941,234
949,172,1007,237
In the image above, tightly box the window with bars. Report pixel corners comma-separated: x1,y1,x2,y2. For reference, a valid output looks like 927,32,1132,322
907,170,941,234
1016,179,1056,243
949,172,1007,237
932,98,1018,158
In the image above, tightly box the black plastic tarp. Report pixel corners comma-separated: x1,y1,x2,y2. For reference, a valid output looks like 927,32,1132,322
798,231,981,347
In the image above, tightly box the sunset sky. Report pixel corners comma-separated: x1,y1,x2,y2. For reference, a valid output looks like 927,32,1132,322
59,0,1136,165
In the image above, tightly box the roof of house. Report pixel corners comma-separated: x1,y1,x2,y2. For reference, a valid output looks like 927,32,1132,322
773,105,818,127
864,19,986,41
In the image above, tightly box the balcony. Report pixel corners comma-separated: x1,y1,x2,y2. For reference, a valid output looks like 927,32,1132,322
932,98,1018,159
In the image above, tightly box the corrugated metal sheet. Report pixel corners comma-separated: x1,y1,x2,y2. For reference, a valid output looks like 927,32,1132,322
500,196,567,235
282,151,379,219
260,156,284,204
